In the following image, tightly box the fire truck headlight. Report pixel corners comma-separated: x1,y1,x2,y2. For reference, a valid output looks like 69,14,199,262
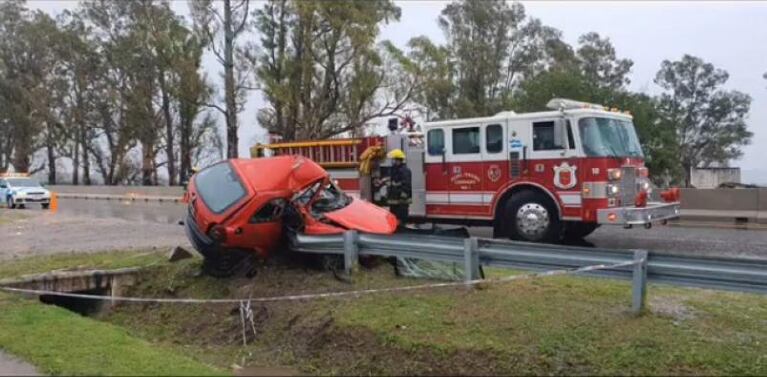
640,180,651,192
607,168,622,180
607,184,620,196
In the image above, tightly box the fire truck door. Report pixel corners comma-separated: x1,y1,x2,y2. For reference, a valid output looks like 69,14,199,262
482,123,507,208
446,126,485,216
528,118,580,209
424,128,449,214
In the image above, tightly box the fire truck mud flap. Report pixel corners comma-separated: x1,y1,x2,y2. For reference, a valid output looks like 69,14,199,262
597,202,680,226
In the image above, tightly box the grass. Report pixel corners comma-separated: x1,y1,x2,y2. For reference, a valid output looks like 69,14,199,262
104,257,767,375
0,293,225,376
0,249,166,280
1,250,766,375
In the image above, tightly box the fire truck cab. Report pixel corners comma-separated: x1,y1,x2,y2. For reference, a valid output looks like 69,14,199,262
252,98,681,243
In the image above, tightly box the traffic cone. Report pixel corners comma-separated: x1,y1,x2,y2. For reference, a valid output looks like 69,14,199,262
50,192,58,213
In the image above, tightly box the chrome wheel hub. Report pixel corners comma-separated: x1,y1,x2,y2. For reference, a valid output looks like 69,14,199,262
515,203,550,239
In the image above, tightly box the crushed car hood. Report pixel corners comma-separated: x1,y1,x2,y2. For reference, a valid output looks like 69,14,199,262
323,198,398,234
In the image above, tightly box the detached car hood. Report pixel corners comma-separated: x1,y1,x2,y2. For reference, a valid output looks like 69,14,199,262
323,198,398,234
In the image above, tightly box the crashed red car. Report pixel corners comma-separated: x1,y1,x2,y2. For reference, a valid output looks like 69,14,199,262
184,156,398,275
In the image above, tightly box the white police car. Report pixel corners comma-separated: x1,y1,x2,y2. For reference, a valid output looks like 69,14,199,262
0,174,51,209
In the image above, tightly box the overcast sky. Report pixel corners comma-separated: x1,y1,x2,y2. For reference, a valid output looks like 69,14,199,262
28,1,767,184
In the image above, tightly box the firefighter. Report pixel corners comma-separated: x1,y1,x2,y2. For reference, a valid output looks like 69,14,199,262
384,149,411,224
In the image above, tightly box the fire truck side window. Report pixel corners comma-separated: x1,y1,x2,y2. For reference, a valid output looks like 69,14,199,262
532,121,565,151
427,129,445,155
486,124,503,153
452,127,480,154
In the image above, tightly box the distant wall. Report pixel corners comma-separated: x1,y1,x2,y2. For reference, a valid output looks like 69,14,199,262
680,188,765,224
690,168,741,189
49,185,183,197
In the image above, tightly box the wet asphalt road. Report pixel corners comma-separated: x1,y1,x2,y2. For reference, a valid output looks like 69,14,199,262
56,199,767,259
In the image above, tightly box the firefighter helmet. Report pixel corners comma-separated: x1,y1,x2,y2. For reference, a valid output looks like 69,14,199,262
387,149,406,160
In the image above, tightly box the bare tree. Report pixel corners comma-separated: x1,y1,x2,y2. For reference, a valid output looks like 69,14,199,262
190,0,253,158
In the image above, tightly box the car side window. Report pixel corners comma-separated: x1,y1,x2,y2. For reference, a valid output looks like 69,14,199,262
250,198,287,224
427,129,445,155
532,121,564,151
486,124,503,153
452,127,480,154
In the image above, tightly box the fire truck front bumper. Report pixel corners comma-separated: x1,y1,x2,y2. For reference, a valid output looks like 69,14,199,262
596,202,680,226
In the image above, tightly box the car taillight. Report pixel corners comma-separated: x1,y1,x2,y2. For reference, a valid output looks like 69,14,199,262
209,225,227,242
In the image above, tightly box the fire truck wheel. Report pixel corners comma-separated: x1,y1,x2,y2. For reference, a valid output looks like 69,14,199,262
505,191,561,243
563,222,600,241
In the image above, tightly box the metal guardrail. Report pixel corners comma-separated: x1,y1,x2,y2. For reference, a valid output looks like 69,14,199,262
292,231,767,314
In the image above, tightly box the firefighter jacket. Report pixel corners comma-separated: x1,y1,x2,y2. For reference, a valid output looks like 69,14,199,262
387,164,412,205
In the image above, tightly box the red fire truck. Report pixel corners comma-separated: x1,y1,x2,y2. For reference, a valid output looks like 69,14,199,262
251,98,681,243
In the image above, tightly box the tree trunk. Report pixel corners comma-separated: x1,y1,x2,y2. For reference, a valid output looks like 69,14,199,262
82,132,91,185
159,73,176,185
46,142,56,184
72,132,80,185
224,0,238,158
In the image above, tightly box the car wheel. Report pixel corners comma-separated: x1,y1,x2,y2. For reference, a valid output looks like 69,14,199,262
563,222,599,241
42,203,50,210
7,196,15,209
202,248,255,278
504,191,562,243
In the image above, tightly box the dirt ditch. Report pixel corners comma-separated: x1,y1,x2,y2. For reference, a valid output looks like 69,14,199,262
80,258,511,376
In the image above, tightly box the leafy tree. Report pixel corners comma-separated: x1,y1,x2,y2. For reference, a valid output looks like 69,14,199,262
576,32,633,90
405,0,573,119
655,54,752,186
255,0,409,140
190,0,253,158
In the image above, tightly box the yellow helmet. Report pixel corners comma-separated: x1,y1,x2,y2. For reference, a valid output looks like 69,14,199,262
387,149,406,160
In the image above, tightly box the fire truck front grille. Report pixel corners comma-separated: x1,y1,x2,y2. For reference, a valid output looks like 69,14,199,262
619,167,637,207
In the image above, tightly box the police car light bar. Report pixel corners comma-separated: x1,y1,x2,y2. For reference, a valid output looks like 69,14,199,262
546,98,605,111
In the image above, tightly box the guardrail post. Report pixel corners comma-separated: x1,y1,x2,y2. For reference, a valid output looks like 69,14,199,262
463,237,480,284
343,230,359,276
631,250,648,316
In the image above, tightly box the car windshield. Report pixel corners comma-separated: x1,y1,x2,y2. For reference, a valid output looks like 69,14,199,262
311,182,352,215
578,117,644,158
292,179,352,214
7,178,41,188
194,162,246,214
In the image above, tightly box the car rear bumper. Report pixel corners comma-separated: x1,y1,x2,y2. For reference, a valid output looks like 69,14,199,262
597,202,680,225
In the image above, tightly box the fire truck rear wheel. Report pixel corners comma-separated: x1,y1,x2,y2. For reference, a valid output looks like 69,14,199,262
504,191,561,243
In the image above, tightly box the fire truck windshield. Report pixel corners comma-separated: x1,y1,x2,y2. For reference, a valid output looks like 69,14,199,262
578,117,643,158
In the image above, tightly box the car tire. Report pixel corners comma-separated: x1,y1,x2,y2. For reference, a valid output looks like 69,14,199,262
201,248,255,278
42,203,50,210
7,196,15,209
563,222,599,241
504,190,562,243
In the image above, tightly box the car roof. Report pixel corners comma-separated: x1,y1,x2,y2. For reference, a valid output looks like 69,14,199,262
229,155,328,193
